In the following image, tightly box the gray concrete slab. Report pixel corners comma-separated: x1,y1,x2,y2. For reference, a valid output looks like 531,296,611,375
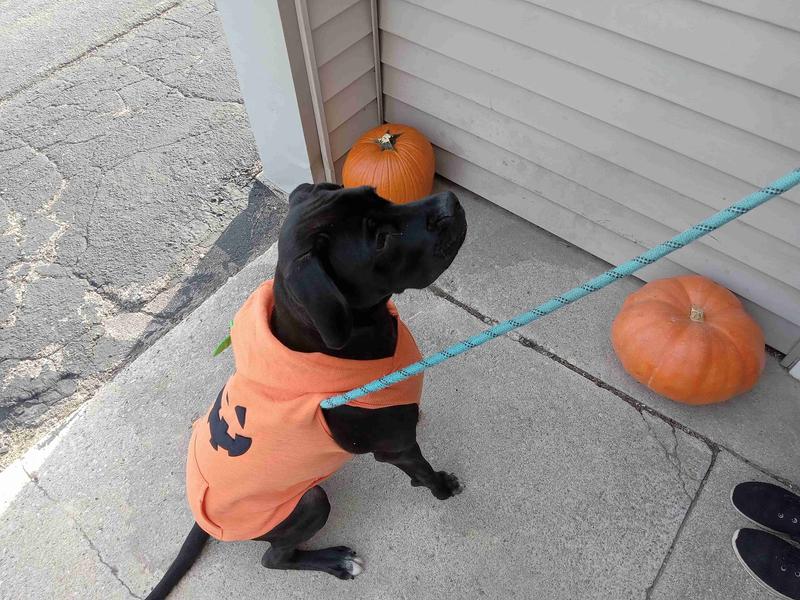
0,0,287,467
0,243,719,599
649,452,786,599
0,483,135,600
435,180,800,486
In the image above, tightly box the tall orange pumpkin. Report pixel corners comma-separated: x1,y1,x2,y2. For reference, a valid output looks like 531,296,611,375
343,123,435,204
610,275,765,405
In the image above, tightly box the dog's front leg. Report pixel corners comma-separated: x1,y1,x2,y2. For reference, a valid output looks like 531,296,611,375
374,443,463,500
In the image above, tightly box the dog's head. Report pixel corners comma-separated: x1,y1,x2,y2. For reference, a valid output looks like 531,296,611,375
277,183,467,349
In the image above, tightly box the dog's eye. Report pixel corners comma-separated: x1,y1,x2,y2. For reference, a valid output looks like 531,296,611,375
365,217,377,231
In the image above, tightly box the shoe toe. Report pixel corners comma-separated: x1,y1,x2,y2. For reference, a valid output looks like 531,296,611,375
732,481,773,511
733,528,800,600
732,481,800,536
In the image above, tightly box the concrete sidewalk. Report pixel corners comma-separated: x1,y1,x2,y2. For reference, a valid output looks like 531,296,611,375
1,184,798,599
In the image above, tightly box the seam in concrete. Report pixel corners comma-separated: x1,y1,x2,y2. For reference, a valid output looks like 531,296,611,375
640,412,696,504
0,404,85,514
427,284,799,493
644,448,719,600
0,0,183,106
23,466,143,599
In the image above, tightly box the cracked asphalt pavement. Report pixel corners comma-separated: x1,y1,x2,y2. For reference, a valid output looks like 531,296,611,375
0,0,288,468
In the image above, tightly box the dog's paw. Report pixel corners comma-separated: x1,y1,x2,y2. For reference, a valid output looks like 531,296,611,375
432,471,464,500
313,546,365,580
326,546,365,580
266,545,365,580
344,555,365,578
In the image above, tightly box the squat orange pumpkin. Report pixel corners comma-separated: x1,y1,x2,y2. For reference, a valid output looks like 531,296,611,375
343,123,435,204
610,275,765,405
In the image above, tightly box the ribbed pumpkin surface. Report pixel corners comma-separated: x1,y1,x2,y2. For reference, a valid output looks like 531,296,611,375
342,123,435,203
611,275,765,405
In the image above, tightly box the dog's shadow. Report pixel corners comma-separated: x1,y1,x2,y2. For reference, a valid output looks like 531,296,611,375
132,180,287,354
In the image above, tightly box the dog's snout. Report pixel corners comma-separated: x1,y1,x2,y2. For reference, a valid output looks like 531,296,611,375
438,191,460,217
426,192,462,231
424,191,466,259
428,214,451,232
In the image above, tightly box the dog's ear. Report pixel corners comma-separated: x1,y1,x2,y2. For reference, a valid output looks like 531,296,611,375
288,182,343,206
283,247,352,349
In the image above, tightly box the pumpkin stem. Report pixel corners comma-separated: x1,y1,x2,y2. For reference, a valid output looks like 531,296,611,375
689,306,705,322
376,131,401,150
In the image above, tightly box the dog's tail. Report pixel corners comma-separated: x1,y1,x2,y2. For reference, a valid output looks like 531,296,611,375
145,522,210,600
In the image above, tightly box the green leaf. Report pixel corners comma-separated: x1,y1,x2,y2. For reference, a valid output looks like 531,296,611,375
212,334,232,357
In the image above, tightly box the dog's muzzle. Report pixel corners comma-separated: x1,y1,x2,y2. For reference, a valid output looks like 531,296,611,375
432,203,467,258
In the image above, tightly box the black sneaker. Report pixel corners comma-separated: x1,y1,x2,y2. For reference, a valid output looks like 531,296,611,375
732,481,800,541
733,528,800,600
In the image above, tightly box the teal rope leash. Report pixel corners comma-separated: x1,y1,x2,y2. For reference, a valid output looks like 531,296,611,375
320,167,800,410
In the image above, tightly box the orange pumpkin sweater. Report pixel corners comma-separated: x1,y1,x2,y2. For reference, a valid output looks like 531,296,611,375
186,280,423,541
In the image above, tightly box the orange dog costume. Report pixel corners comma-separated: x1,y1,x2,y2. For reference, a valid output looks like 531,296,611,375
186,280,423,541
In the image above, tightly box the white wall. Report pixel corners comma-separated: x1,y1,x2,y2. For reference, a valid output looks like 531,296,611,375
216,0,321,192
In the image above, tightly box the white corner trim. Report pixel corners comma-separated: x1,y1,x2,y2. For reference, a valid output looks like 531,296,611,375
294,0,336,182
371,0,384,124
781,338,800,377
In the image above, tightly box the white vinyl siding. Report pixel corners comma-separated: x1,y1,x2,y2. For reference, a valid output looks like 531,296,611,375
696,0,800,33
306,0,381,176
377,0,800,353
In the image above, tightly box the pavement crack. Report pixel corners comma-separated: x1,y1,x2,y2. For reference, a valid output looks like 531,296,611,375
36,133,107,153
161,15,192,28
111,89,132,118
22,466,143,599
70,270,146,313
110,55,244,106
1,171,71,330
644,449,718,599
639,412,694,503
0,1,184,106
102,121,231,171
2,341,68,365
4,131,68,180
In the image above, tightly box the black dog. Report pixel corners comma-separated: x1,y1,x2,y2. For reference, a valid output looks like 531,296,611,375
146,183,467,598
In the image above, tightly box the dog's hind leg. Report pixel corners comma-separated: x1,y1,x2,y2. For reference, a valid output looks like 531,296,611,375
255,486,364,580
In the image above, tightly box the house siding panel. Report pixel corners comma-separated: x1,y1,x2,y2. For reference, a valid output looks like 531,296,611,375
304,0,381,180
378,0,800,352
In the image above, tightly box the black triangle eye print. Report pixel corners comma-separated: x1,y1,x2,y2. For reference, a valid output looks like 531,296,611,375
208,390,252,457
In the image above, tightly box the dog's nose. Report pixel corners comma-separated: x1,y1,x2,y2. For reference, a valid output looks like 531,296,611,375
426,192,462,231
